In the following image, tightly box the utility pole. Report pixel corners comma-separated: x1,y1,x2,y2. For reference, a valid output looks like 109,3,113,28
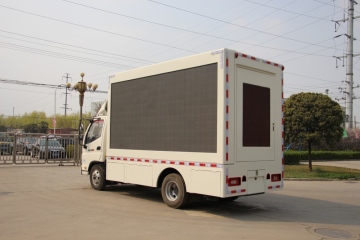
333,0,359,129
62,73,72,118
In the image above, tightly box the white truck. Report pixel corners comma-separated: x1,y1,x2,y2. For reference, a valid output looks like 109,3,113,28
81,48,284,208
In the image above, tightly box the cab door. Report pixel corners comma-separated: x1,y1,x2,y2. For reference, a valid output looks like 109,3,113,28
83,119,105,162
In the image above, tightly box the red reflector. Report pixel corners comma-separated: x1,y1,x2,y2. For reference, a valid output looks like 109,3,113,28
228,177,241,186
271,174,281,182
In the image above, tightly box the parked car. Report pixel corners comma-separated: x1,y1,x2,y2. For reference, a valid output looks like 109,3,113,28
0,133,13,155
14,137,36,155
30,138,66,159
57,137,75,149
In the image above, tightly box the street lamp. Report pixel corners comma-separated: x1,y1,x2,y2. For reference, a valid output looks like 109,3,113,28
70,73,98,135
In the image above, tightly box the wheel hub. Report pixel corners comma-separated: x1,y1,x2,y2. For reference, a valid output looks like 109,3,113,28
92,170,101,186
165,181,179,201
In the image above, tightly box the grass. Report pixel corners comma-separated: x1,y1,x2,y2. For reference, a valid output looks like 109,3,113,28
284,165,360,180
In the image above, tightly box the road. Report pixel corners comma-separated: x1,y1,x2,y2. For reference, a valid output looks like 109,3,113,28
0,165,359,240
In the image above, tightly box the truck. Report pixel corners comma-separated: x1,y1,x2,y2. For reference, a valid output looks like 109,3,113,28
80,48,284,208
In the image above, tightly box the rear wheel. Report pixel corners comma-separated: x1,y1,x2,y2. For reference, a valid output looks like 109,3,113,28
161,173,190,209
90,164,106,190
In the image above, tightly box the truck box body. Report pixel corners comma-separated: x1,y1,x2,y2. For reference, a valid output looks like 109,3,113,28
99,48,284,198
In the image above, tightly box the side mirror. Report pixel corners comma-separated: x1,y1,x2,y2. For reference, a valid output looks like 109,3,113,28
78,121,84,146
78,135,83,146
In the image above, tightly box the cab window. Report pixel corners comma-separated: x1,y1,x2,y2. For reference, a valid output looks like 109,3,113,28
85,120,104,144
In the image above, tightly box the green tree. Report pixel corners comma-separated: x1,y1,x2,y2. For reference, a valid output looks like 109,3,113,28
23,124,38,133
284,92,343,171
39,121,49,133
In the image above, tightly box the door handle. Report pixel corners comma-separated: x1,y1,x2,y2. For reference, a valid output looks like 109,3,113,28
97,146,101,150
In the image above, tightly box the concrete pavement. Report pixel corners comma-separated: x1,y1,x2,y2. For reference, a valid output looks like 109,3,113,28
0,165,359,240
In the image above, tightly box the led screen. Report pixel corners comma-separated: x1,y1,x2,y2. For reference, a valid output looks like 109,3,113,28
110,63,218,152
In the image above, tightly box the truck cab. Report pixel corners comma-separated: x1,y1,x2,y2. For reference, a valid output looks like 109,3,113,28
81,102,107,176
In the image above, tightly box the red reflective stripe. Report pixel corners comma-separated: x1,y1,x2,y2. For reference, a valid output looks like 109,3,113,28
111,157,114,160
226,74,229,82
180,162,185,165
226,137,228,145
226,121,229,129
226,106,229,113
226,153,229,161
145,159,149,162
200,163,205,167
266,61,271,64
153,160,157,163
170,161,175,164
242,54,247,58
189,162,194,166
210,164,217,167
268,186,273,189
226,59,228,67
276,185,281,188
251,56,256,60
226,90,229,98
241,189,246,193
161,160,166,164
231,190,236,194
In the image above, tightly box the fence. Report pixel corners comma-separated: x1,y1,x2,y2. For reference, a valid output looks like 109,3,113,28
0,132,81,165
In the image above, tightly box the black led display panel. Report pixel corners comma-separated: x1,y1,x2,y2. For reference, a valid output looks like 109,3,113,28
110,63,217,152
243,83,270,147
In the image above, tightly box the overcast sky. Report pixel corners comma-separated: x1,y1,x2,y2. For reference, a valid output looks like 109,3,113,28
0,0,359,122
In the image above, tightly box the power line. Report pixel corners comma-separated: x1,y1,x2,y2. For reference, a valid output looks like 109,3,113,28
0,41,137,69
0,4,197,54
57,1,336,57
0,30,156,64
244,0,334,21
0,78,108,93
147,0,338,49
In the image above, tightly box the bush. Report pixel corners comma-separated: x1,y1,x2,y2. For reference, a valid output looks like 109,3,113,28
284,151,302,165
284,150,360,165
66,145,74,158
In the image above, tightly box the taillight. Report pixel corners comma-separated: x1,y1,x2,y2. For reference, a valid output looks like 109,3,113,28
271,174,281,182
228,177,241,186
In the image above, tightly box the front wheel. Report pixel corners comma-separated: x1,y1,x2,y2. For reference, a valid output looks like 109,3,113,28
90,164,106,191
161,173,190,209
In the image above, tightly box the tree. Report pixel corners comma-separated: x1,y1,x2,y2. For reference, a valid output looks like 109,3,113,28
284,92,343,171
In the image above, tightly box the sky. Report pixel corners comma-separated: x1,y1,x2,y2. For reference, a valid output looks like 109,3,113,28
0,0,359,122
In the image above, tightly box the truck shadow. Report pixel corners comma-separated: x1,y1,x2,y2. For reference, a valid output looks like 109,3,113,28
106,184,360,226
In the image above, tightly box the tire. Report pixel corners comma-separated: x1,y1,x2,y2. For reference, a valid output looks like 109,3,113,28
90,165,106,191
161,173,190,209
